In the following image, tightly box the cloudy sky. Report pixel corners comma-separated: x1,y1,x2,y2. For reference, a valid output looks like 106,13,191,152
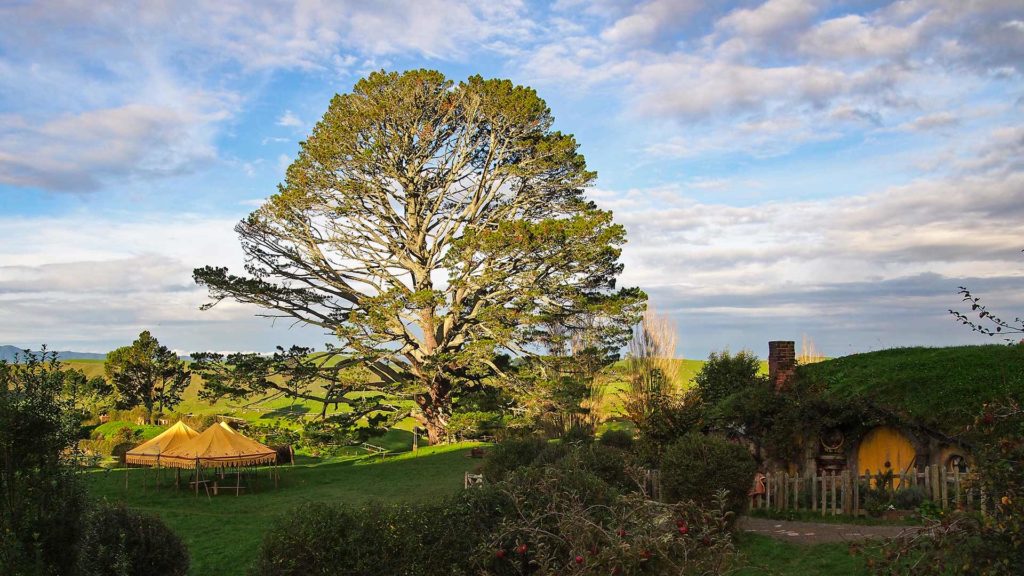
1,0,1022,358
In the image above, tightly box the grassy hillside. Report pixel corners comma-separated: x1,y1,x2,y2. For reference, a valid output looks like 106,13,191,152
798,344,1024,434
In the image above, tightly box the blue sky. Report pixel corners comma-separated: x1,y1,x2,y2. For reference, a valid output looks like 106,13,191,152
1,0,1022,358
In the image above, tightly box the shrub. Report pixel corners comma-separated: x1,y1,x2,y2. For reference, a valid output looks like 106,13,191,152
561,424,594,445
660,433,756,515
76,501,189,576
598,428,634,451
481,437,549,482
251,491,507,576
567,443,635,492
0,352,88,576
478,467,738,575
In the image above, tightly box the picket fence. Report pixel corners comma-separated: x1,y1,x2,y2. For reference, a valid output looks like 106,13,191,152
750,467,987,516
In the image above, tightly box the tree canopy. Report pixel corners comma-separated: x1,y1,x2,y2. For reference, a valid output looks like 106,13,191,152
105,331,189,424
194,70,643,441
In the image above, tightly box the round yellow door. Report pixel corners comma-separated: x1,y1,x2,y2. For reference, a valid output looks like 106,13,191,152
857,426,916,487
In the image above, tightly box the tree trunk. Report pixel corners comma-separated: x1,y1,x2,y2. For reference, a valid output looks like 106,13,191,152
416,377,451,445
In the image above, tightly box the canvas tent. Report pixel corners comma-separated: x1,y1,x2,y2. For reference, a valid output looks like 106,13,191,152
124,421,199,466
159,422,277,469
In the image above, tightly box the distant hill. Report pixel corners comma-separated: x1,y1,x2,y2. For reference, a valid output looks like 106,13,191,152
0,345,106,362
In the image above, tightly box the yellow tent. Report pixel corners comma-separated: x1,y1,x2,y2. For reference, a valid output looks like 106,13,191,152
125,421,199,466
159,422,277,469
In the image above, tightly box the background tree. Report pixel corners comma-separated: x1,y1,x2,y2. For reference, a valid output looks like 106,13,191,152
693,349,764,407
194,70,643,442
62,369,112,417
105,331,189,424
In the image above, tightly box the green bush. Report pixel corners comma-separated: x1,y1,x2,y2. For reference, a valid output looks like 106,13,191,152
561,424,594,444
481,437,548,482
76,501,189,576
598,428,634,451
479,466,738,575
251,491,508,576
660,433,756,515
0,352,89,576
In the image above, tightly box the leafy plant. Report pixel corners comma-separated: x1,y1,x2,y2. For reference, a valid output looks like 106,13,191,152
660,433,757,516
76,501,189,576
0,349,88,576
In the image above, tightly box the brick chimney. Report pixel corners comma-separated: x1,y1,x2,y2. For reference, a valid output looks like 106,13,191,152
768,341,796,391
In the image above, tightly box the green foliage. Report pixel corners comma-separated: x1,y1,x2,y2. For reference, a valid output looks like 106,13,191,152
193,69,644,441
481,437,549,482
251,499,481,576
478,467,737,575
248,423,300,447
695,350,765,406
76,501,189,576
0,350,88,576
598,428,634,451
634,398,705,467
447,410,503,439
660,433,757,516
105,331,189,424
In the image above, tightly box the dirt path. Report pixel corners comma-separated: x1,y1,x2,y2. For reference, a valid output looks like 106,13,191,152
738,516,923,544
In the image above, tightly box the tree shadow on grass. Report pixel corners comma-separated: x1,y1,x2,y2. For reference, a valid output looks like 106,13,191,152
259,405,311,420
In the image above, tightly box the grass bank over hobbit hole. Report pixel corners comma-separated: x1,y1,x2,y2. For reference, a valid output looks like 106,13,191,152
797,344,1024,434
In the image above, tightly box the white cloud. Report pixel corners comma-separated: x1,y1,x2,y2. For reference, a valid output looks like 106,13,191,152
0,101,229,191
0,0,531,193
276,110,304,128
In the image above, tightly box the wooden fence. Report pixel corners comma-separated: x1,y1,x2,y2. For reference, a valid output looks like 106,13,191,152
750,467,987,516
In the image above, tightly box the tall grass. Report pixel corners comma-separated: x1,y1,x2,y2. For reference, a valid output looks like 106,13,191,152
620,309,681,428
799,334,826,365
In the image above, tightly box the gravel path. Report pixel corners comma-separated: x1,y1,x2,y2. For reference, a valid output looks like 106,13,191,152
738,517,923,544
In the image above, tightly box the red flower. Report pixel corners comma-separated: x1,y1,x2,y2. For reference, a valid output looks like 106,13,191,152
516,544,528,555
575,555,585,564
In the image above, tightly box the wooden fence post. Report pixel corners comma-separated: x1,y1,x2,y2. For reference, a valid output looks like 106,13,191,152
940,466,949,509
812,473,817,512
853,473,861,515
820,474,826,516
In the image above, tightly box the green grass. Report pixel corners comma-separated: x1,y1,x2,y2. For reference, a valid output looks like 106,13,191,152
92,420,165,440
734,533,866,575
85,443,483,576
799,345,1024,434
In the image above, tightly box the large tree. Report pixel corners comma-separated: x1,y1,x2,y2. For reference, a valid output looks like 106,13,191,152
105,331,190,424
194,70,644,442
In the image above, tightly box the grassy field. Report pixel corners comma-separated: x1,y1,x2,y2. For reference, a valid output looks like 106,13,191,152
734,534,865,575
86,446,868,576
86,444,483,576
